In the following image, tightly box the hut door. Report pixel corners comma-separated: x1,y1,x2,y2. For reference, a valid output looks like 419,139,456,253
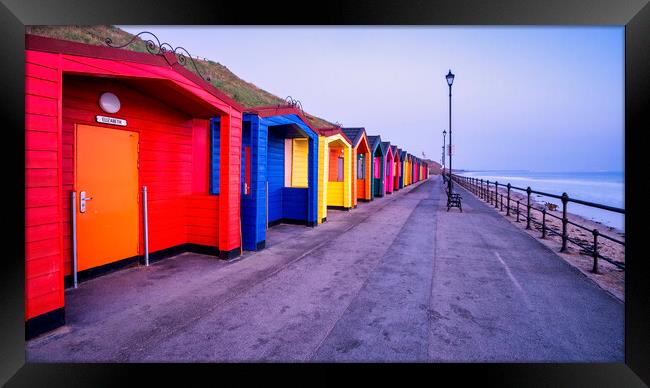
75,125,139,271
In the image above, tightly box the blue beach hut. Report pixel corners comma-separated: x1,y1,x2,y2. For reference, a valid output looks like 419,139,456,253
228,105,319,251
367,135,386,198
398,149,407,189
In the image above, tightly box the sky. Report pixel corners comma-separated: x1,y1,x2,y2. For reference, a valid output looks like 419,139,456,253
121,26,624,172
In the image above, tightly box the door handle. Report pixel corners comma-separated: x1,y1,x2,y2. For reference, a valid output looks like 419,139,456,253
79,191,93,213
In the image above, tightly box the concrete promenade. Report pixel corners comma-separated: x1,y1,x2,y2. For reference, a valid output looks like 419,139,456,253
27,176,623,362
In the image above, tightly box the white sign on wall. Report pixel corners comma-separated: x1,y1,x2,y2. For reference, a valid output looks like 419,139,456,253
96,115,127,127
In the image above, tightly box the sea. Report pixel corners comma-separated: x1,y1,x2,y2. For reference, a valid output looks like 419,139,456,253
457,170,625,232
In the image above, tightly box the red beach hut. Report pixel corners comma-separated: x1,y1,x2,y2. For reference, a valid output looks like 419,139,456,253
25,35,244,338
341,127,372,205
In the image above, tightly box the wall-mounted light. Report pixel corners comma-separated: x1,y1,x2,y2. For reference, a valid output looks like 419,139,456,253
99,92,121,114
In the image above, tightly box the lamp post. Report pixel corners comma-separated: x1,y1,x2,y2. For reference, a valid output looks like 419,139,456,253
446,69,455,198
441,145,445,179
442,129,446,170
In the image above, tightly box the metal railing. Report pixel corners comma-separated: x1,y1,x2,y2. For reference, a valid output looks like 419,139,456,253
451,174,625,273
69,186,151,289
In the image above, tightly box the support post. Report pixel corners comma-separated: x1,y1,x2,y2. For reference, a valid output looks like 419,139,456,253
591,229,599,274
526,187,532,230
506,183,511,216
560,192,569,252
495,181,499,208
516,200,520,222
486,180,490,204
142,186,149,266
71,191,78,288
541,208,547,239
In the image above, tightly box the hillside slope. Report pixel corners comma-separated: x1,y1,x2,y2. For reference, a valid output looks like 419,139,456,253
26,25,333,128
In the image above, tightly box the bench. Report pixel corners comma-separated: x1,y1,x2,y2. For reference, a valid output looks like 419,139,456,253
444,185,463,212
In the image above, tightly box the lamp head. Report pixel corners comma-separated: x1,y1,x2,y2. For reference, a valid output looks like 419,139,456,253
446,69,455,86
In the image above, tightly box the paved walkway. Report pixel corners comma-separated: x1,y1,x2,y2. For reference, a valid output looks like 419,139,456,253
27,177,623,362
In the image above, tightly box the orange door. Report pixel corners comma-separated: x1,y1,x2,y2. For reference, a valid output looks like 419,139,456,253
76,125,139,271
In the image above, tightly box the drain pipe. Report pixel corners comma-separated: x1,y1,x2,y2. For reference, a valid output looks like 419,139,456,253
71,191,78,288
142,186,149,266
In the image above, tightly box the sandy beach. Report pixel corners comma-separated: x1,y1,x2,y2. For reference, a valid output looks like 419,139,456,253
455,179,625,301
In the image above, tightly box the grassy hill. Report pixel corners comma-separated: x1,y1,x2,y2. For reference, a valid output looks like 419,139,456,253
26,25,334,128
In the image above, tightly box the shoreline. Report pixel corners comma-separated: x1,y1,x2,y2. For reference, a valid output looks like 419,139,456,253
456,172,624,233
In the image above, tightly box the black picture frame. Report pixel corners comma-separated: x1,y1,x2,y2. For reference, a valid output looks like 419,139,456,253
1,0,648,386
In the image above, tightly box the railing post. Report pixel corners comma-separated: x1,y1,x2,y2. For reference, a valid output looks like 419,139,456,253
591,229,599,273
526,187,532,230
491,181,494,205
516,200,520,222
490,183,496,205
500,193,503,211
560,192,569,252
486,180,490,203
506,183,511,216
541,208,547,238
483,179,490,201
494,181,499,208
488,181,491,203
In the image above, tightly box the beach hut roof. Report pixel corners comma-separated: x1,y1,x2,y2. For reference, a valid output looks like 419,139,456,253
399,149,407,159
380,141,391,155
316,126,353,146
367,135,383,153
390,145,399,158
26,34,244,116
341,127,366,147
245,104,318,134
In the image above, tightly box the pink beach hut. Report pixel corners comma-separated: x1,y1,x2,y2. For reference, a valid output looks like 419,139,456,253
381,142,394,193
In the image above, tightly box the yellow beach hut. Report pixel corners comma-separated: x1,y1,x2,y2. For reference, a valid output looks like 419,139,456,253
404,153,412,186
316,127,353,223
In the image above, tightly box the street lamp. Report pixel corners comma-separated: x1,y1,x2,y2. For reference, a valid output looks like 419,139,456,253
446,69,455,199
442,129,446,169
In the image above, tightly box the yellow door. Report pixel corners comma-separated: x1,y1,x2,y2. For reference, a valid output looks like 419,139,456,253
76,125,139,271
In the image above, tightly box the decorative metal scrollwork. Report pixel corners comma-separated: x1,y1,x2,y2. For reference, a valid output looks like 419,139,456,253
105,31,211,82
284,96,305,115
334,121,343,128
